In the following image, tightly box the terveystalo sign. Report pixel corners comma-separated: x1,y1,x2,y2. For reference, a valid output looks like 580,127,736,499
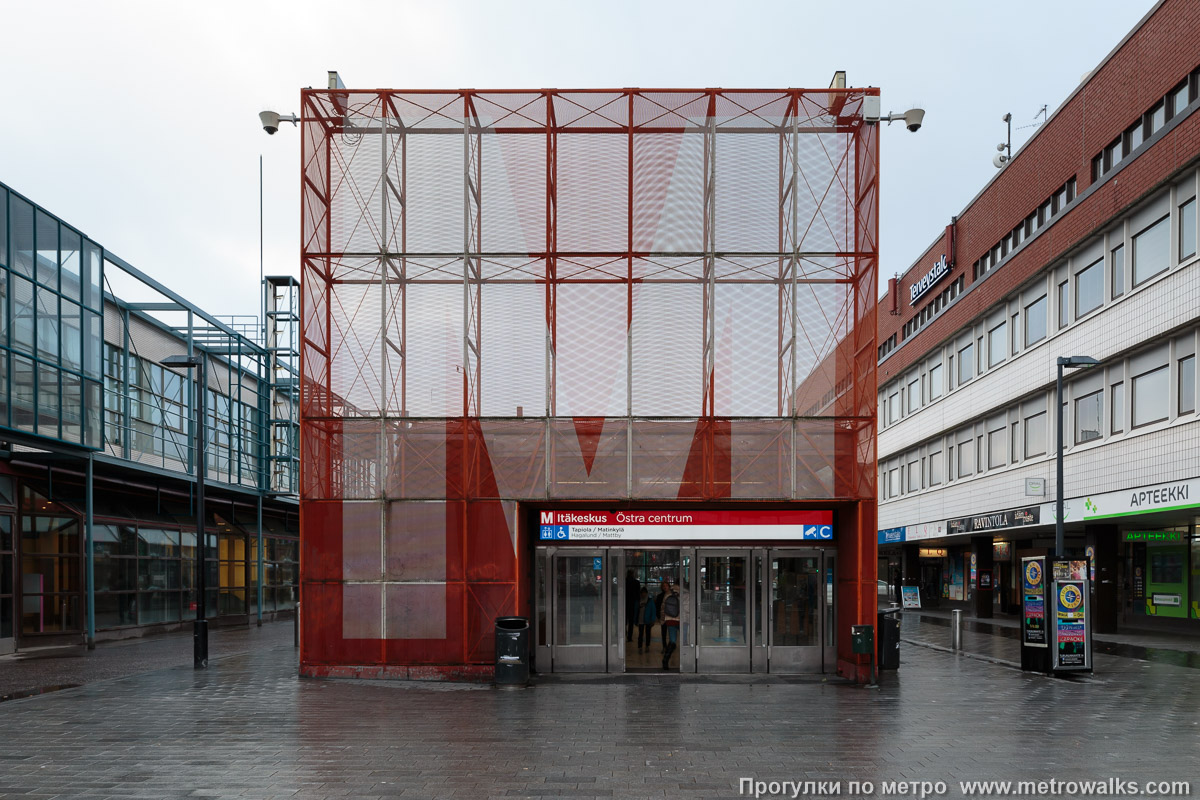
909,254,952,305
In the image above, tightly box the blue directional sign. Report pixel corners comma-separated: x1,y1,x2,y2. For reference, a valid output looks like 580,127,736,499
539,526,555,540
554,525,569,540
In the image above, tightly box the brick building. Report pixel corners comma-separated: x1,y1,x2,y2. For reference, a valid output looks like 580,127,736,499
876,0,1200,632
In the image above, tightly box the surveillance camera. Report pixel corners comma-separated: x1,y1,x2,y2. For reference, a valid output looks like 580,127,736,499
903,107,925,133
259,110,281,135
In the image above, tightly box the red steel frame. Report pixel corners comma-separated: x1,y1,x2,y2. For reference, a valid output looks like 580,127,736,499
298,88,879,682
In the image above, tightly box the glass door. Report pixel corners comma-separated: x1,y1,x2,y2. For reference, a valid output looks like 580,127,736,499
695,550,751,673
20,514,82,635
550,549,608,672
0,516,14,655
769,549,824,672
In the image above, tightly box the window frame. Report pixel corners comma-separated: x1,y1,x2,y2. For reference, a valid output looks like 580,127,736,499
1057,280,1069,329
1074,258,1103,319
1024,411,1047,458
957,343,973,385
1024,294,1047,346
1111,243,1125,299
1111,381,1125,434
1073,389,1103,445
1132,215,1170,287
1132,364,1170,428
987,427,1007,470
987,321,1007,369
1180,355,1196,416
1180,197,1196,262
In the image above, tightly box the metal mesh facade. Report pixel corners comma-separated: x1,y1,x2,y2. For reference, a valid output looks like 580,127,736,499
299,89,879,674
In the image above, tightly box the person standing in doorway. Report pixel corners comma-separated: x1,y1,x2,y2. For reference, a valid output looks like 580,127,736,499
654,578,669,650
660,579,680,670
636,587,655,653
625,569,640,643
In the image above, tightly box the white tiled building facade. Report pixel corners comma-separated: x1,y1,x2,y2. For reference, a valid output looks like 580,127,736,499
876,4,1200,630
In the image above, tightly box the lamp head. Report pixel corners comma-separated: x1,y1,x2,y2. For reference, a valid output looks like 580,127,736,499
1057,356,1100,367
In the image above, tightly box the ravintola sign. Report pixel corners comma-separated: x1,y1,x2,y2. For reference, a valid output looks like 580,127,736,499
909,254,952,305
537,509,833,542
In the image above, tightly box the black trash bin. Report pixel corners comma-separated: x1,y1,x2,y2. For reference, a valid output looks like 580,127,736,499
877,608,901,670
494,616,530,687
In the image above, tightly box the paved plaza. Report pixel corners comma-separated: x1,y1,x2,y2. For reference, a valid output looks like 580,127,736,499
0,616,1197,799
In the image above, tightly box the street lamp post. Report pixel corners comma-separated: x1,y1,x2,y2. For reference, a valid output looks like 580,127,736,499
1056,356,1100,558
163,352,208,668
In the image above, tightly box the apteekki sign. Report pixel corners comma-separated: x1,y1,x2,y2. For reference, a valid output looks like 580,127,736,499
537,509,833,542
1123,531,1183,543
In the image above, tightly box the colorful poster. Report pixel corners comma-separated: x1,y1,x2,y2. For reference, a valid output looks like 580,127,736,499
1054,579,1088,668
901,586,921,609
1022,558,1044,594
1021,557,1047,648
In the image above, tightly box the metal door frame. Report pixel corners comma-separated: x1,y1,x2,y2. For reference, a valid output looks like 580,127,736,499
751,548,769,673
767,548,827,673
608,549,625,672
0,514,13,656
543,547,610,673
693,549,753,674
678,548,696,672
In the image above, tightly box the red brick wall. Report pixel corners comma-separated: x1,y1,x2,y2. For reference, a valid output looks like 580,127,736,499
880,0,1200,380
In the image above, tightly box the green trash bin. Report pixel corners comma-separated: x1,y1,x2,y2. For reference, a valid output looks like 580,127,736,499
850,624,874,655
494,616,530,687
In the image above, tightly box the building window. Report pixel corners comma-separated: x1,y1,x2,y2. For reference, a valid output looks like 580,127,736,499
1058,280,1069,329
888,392,899,425
1025,295,1047,345
1181,355,1196,415
958,440,973,478
888,468,900,498
1132,365,1169,427
987,322,1007,368
1132,216,1170,286
958,343,973,385
906,376,920,414
907,460,921,492
1111,244,1125,298
929,450,943,486
1075,259,1103,319
1149,101,1166,135
1104,138,1123,171
1169,81,1190,118
928,363,943,400
1111,382,1125,434
987,427,1007,469
1181,198,1196,261
1074,390,1103,445
1024,411,1047,457
1127,118,1144,152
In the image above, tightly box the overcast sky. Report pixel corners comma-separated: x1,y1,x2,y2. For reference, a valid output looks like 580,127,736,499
1,0,1155,322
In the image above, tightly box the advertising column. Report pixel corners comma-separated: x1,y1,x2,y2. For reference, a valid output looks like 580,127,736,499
1019,556,1048,672
1050,559,1092,672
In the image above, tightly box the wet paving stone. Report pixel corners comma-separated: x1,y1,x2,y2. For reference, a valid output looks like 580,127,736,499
0,624,1198,799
